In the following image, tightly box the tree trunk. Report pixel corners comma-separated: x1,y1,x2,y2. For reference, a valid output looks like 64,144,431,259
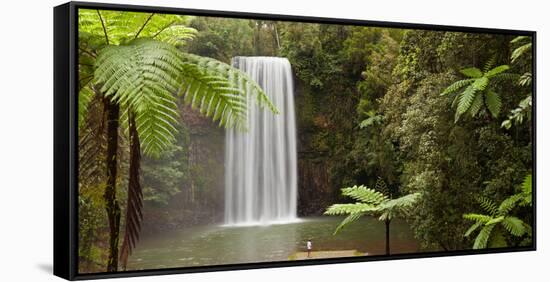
385,219,390,255
103,97,121,272
119,113,143,270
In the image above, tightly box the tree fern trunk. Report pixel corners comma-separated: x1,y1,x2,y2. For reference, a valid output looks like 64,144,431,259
119,113,143,270
103,97,121,272
385,219,390,255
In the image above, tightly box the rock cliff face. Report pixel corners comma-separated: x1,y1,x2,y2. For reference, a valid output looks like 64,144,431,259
294,77,352,216
297,158,332,216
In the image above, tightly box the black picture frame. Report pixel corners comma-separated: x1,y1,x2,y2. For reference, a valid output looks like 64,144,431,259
54,1,537,280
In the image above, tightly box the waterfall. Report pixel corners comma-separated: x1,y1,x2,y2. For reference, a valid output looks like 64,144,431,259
224,57,298,226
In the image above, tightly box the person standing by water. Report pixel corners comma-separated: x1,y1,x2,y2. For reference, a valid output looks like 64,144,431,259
306,239,312,258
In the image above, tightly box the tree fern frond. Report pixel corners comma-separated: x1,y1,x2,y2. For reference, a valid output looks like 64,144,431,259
477,197,498,216
483,56,496,73
79,9,196,46
375,177,390,197
457,85,477,116
380,193,421,210
491,73,520,83
485,65,510,78
485,216,504,226
178,63,248,130
324,203,378,215
521,174,533,206
341,185,388,204
485,89,501,118
180,53,279,115
511,36,529,44
473,224,495,249
440,79,473,96
94,39,181,158
333,212,364,235
511,43,532,63
465,221,483,237
502,216,527,237
519,72,532,87
154,25,197,46
460,67,483,78
463,213,492,224
468,90,484,117
472,77,489,91
498,193,523,215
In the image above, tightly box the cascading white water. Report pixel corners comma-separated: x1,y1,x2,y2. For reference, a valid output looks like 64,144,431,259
224,57,298,226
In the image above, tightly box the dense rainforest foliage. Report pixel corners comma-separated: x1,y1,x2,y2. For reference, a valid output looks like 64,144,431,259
77,10,533,273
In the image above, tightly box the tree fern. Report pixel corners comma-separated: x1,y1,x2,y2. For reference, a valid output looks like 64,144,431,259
463,173,532,249
78,9,279,271
442,61,513,122
324,180,420,254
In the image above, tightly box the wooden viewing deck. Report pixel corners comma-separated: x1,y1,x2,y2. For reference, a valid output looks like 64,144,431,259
288,250,367,260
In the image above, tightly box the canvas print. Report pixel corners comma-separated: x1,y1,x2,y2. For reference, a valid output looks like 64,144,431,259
76,8,534,274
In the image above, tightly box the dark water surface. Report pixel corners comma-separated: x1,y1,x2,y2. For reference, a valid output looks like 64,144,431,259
127,216,420,270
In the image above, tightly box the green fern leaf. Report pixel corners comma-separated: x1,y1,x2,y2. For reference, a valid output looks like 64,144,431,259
502,216,527,237
483,56,496,73
518,72,532,87
457,85,477,116
473,224,495,249
464,221,483,237
485,89,501,118
180,53,279,115
463,213,492,224
440,79,473,96
468,90,484,117
94,40,181,157
485,216,504,226
324,203,378,215
478,197,498,216
521,174,533,206
485,65,510,78
341,185,388,205
460,67,483,78
498,194,523,215
511,43,532,63
511,36,529,44
333,212,364,235
374,178,390,197
472,77,489,91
